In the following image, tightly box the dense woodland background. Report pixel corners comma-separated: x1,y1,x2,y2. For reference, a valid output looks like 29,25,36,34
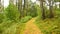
0,0,60,34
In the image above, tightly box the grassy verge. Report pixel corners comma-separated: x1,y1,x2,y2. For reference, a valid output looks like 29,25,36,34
2,23,25,34
35,17,60,34
0,16,32,34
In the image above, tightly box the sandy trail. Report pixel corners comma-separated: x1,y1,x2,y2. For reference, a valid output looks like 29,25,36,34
23,18,43,34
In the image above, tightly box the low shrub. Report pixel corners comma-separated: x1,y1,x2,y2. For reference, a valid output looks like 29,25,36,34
20,16,32,23
0,13,5,23
5,4,20,22
35,17,60,34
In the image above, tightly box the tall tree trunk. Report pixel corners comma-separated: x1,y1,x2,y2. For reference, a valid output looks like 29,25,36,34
59,3,60,8
48,0,54,18
55,2,57,9
59,1,60,10
15,0,18,7
2,0,4,12
0,0,4,12
18,0,23,18
0,0,1,12
40,0,46,19
23,0,28,16
26,0,29,16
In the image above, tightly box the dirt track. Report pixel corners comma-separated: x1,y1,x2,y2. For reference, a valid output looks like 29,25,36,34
23,18,43,34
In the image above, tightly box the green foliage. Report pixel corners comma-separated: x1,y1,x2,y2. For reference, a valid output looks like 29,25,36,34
0,13,5,23
27,3,38,17
0,3,33,34
0,4,21,34
35,17,60,34
5,4,20,21
37,6,42,19
0,20,15,34
0,16,26,34
54,0,60,2
2,23,25,34
20,16,32,23
0,26,3,34
55,8,60,17
0,0,60,34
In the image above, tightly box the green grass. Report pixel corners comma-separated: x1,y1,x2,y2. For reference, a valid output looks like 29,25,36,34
2,23,25,34
20,16,32,23
0,16,32,34
0,21,26,34
35,17,60,34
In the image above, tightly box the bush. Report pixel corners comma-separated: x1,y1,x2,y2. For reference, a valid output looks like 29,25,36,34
27,4,38,17
0,26,3,34
0,20,18,34
2,23,25,34
20,16,32,23
5,4,20,21
0,13,5,23
35,18,60,34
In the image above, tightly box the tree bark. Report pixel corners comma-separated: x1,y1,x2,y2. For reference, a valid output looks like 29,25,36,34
0,0,1,12
23,0,28,16
59,1,60,10
48,0,54,18
0,0,4,12
18,0,23,18
40,0,46,19
16,0,18,7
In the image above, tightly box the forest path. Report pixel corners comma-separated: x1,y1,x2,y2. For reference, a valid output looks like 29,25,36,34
22,18,43,34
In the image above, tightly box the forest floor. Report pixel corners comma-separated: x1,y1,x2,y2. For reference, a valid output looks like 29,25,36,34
22,18,43,34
